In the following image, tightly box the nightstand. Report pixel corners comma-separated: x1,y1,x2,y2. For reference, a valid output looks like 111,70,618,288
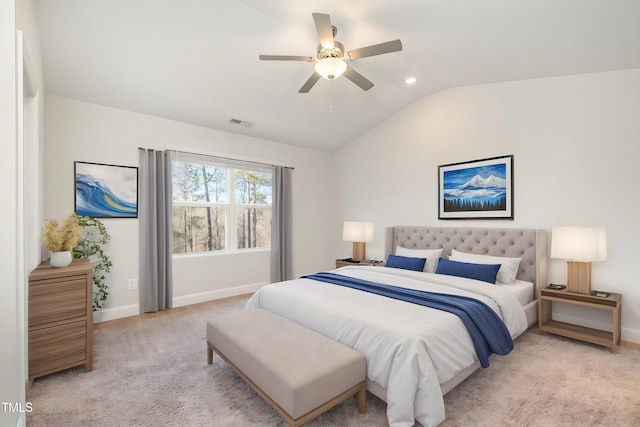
538,287,621,353
336,259,384,269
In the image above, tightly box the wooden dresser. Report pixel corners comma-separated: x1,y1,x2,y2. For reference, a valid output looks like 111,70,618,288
28,258,93,386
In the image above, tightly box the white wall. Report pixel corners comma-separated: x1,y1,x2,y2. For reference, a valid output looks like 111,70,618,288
17,0,44,273
44,95,336,319
1,1,20,425
334,69,640,344
1,1,47,425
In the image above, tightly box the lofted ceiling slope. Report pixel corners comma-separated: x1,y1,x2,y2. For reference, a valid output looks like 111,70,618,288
34,0,640,152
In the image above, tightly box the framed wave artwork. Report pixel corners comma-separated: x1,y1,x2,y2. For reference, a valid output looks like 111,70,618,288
438,155,513,220
74,161,138,218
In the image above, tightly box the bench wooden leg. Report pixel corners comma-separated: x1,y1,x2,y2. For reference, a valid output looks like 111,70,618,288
207,342,213,365
357,383,366,414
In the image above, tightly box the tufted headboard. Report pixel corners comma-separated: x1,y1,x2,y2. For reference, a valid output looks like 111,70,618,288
384,226,547,302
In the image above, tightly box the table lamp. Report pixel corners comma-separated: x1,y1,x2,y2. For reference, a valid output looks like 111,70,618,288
550,227,607,294
342,221,374,262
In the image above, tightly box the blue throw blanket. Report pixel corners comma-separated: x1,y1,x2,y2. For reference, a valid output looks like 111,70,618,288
302,272,513,368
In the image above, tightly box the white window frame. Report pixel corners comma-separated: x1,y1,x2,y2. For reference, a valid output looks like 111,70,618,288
171,154,272,256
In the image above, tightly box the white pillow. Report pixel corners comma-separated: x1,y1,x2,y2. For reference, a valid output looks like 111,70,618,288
395,246,443,273
449,249,522,284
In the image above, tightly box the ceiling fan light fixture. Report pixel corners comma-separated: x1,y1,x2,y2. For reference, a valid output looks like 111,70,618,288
260,13,402,92
314,57,347,80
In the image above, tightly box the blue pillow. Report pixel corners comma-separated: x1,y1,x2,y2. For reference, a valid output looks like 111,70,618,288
435,258,501,284
385,254,427,272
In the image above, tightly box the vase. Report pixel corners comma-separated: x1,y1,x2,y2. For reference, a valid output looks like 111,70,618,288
50,251,72,268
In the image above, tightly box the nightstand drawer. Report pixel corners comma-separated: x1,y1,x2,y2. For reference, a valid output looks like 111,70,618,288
29,276,88,327
29,320,87,376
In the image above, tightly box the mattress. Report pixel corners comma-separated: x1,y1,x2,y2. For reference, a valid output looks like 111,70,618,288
496,279,534,307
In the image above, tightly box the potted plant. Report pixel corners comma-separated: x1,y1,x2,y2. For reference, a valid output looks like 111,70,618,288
72,216,112,321
41,213,82,267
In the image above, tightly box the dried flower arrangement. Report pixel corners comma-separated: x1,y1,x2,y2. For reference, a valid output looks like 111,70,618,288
41,213,83,252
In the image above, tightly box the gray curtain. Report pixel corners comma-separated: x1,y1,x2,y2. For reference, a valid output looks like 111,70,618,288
270,166,292,282
138,149,173,313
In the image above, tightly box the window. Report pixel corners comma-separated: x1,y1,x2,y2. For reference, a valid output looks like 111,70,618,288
171,153,272,254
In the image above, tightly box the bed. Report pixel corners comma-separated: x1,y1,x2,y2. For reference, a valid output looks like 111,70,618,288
246,226,547,427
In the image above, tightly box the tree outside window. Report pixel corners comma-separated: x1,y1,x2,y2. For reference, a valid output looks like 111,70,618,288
172,160,271,254
235,170,272,249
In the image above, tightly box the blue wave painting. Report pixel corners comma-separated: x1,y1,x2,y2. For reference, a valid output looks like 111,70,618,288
75,162,138,218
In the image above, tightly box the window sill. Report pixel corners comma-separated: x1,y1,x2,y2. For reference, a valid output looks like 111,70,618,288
172,247,270,259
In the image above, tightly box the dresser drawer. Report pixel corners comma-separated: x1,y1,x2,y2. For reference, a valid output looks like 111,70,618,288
29,276,88,327
28,320,87,376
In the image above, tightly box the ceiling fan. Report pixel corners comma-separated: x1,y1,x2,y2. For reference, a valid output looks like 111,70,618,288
259,13,402,93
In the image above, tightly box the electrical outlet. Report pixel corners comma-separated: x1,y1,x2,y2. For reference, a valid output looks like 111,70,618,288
128,279,138,291
574,305,582,315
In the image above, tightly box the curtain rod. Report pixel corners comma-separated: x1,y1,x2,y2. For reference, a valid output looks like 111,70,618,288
138,147,294,170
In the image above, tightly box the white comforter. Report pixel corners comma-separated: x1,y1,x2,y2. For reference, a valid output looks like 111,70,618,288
245,266,528,427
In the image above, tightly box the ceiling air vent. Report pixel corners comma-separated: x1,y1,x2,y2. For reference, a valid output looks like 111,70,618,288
229,118,253,128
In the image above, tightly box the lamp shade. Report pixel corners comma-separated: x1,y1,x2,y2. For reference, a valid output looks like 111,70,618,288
314,57,347,80
342,221,374,242
550,227,607,262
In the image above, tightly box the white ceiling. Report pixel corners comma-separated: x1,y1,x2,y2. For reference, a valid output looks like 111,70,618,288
34,0,640,152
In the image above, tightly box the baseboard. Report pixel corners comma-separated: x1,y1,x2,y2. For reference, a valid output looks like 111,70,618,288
552,313,640,348
99,304,140,322
621,340,640,351
97,282,268,322
172,282,268,308
621,328,640,347
553,313,612,332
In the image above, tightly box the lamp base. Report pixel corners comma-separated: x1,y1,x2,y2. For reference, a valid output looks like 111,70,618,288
352,242,366,262
566,261,592,294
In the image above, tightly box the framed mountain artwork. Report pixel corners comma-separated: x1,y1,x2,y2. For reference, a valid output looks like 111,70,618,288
438,155,513,220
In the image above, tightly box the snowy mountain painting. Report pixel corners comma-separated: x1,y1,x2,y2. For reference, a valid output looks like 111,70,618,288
439,156,513,219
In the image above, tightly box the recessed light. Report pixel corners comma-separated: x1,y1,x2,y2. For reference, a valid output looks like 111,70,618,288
405,76,417,85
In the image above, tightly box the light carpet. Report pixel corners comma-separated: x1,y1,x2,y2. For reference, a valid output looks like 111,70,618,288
27,297,640,426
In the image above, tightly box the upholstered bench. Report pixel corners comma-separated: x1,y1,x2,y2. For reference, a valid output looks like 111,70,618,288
207,308,367,427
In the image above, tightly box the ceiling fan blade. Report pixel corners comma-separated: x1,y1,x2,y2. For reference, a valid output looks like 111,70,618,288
259,55,314,62
343,67,374,91
312,13,334,49
298,72,322,93
347,39,403,60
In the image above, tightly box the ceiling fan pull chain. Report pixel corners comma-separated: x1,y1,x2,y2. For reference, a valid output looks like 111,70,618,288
329,80,334,110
